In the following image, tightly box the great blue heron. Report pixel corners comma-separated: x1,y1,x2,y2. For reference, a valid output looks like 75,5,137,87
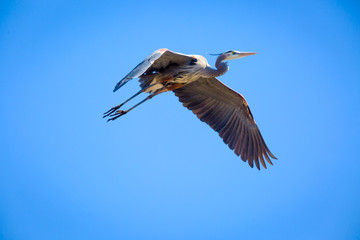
104,48,277,170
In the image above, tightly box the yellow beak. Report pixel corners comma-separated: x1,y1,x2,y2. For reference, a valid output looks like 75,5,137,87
238,52,257,57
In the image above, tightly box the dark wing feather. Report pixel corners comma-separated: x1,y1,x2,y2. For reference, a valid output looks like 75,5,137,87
113,48,193,92
174,77,277,170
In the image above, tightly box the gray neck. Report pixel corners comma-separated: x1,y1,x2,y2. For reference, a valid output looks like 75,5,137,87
204,54,229,78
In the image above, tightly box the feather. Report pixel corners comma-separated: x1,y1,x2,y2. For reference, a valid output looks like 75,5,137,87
174,77,276,169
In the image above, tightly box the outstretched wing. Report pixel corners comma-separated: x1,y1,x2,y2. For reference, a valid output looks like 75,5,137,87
113,48,194,92
173,77,277,170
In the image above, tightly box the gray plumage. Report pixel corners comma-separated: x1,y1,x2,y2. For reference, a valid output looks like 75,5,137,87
104,48,277,170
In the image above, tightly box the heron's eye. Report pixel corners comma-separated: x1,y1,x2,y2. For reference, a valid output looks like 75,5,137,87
232,51,236,55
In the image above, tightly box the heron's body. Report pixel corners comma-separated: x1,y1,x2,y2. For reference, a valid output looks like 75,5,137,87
104,48,277,170
139,52,220,93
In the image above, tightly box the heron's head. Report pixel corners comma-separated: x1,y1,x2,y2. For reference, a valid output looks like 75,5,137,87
210,50,257,61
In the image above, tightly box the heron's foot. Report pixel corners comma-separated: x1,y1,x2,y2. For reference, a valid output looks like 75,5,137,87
107,110,128,122
103,105,122,118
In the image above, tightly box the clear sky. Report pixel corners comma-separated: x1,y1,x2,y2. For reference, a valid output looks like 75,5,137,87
1,0,360,239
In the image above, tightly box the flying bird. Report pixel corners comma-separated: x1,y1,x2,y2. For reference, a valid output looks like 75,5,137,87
104,48,277,170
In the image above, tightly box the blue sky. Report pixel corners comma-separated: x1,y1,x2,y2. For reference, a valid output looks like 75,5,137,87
1,0,359,239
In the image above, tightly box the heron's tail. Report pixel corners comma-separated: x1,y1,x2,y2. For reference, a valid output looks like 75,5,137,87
139,74,157,90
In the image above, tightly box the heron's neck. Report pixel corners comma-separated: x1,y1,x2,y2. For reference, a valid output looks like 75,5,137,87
205,54,229,78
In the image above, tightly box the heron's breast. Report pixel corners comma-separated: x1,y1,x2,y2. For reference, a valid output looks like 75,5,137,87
172,64,204,84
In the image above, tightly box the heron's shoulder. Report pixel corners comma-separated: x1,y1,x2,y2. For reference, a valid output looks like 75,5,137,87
191,54,205,59
191,55,209,66
154,48,169,53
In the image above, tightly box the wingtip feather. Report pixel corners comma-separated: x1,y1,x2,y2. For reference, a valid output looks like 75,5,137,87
268,151,277,160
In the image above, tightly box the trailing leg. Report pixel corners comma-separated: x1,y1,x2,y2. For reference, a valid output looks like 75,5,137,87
106,94,154,121
103,89,143,118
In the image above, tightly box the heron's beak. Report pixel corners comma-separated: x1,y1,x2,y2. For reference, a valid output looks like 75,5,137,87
226,51,257,60
237,52,257,57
